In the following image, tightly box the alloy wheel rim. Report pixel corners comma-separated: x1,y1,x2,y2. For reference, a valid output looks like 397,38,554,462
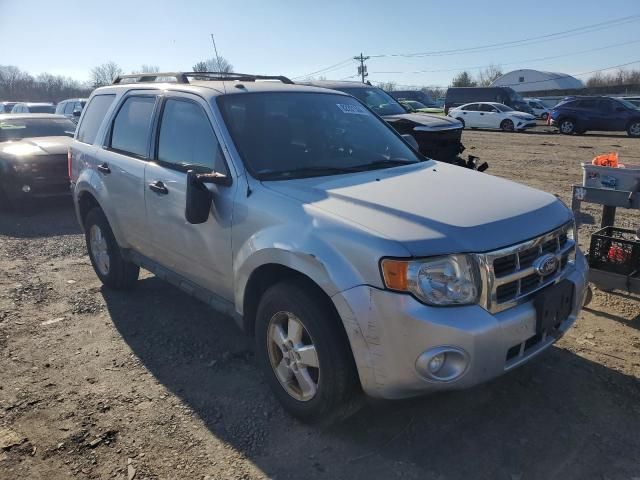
267,311,320,402
503,120,514,131
630,123,640,136
561,121,574,133
89,225,110,276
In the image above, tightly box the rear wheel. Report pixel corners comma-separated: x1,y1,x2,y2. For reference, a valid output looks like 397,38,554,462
627,121,640,138
559,118,576,135
255,280,357,421
500,119,515,132
84,208,139,289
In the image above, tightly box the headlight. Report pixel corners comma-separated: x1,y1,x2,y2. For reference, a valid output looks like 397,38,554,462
12,162,35,174
381,254,481,306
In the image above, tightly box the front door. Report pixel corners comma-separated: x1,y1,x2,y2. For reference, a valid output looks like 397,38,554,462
144,93,237,301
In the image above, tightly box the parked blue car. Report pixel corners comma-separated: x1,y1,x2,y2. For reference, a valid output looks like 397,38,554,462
550,96,640,137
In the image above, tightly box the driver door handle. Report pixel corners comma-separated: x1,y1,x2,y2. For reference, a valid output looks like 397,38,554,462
97,163,111,174
148,180,169,195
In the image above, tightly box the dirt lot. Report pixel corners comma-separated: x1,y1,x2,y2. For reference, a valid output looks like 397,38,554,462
1,126,640,480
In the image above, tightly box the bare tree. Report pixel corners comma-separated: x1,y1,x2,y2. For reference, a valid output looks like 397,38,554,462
476,64,503,86
0,65,91,102
132,65,160,74
90,61,123,87
192,56,233,73
422,86,446,99
377,81,397,91
451,71,477,87
585,68,640,87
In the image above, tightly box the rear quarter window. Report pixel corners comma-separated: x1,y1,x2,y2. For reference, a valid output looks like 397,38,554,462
77,94,116,144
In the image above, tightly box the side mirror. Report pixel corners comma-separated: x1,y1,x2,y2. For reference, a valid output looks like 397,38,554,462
73,109,82,117
185,170,213,224
401,134,419,150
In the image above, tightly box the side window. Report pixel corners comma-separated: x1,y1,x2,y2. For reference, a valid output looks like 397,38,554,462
77,94,116,144
55,103,65,114
110,96,156,157
157,98,227,173
64,102,75,114
463,103,478,111
479,104,495,112
578,99,597,109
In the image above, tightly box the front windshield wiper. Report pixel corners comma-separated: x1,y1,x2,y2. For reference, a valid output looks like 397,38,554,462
259,159,418,180
259,166,359,180
345,158,418,172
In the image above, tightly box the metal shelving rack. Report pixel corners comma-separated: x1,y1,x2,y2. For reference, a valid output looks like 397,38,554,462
571,184,640,293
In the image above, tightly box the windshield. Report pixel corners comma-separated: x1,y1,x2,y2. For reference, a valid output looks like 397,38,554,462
509,90,524,102
0,118,76,142
615,98,639,110
406,101,426,109
495,104,514,112
339,87,406,116
218,92,422,180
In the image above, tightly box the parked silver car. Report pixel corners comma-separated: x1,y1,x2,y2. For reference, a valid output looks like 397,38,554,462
70,72,588,420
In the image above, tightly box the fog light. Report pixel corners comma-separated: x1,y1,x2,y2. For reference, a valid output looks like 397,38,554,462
22,185,31,193
416,346,469,382
428,353,445,373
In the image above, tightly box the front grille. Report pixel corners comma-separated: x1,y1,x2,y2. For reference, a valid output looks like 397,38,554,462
478,222,576,313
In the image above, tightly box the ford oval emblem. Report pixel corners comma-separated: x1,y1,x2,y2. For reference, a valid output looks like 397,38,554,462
533,254,558,276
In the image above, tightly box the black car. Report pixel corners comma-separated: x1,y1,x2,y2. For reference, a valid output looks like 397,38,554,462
0,114,76,208
388,90,439,107
550,96,640,137
445,87,533,115
301,81,464,163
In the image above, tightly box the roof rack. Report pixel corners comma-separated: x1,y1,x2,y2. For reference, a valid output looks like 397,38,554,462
112,71,293,85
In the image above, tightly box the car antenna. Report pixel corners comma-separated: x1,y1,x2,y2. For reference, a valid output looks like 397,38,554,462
210,33,226,94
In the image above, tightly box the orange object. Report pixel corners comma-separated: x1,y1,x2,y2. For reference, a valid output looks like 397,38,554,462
592,152,619,168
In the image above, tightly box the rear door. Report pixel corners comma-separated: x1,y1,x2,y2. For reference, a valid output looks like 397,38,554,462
99,92,159,255
144,92,237,300
596,98,625,131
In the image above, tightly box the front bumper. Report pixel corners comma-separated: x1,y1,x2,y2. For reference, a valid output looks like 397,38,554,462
516,120,537,130
332,251,588,399
1,174,70,202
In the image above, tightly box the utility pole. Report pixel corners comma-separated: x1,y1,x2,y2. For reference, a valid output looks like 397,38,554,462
353,53,370,83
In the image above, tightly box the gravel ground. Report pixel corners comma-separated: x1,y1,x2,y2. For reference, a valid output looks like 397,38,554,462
1,125,640,480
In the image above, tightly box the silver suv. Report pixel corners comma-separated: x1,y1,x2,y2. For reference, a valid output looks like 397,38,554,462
70,72,588,421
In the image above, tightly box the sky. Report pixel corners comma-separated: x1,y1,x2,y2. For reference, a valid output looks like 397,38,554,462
1,0,640,87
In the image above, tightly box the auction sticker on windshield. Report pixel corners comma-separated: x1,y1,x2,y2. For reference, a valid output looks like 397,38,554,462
336,103,368,115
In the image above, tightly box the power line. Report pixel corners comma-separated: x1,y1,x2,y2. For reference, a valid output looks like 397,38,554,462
373,59,640,90
370,39,640,75
291,58,354,80
368,14,640,58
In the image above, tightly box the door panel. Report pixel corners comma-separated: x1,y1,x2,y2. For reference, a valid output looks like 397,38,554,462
144,93,237,301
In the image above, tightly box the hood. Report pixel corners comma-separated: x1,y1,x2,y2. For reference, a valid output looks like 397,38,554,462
382,112,462,130
264,162,571,256
507,111,536,120
0,136,72,158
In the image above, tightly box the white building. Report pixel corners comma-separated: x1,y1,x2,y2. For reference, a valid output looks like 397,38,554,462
490,69,584,93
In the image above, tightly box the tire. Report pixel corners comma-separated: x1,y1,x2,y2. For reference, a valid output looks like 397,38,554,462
558,118,576,135
541,112,549,121
500,119,515,132
255,280,357,421
84,208,139,289
627,120,640,138
455,118,465,128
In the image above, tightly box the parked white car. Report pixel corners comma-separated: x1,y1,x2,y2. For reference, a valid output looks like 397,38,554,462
524,98,550,120
448,102,537,132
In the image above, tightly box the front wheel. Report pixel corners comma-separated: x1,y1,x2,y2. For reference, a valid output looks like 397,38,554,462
455,118,465,128
541,112,549,121
255,280,357,421
627,121,640,138
559,118,576,135
500,119,515,132
84,208,139,289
